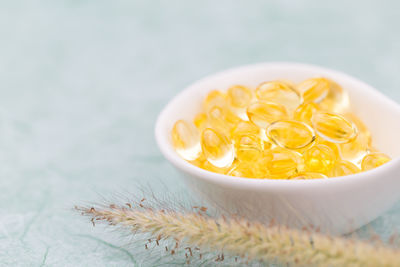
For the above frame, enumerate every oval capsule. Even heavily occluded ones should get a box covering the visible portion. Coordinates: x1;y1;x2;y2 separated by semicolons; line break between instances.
361;152;391;171
171;120;202;161
303;144;336;174
247;101;288;129
227;85;253;108
203;90;227;111
319;79;349;113
293;102;320;125
262;148;301;179
267;120;315;150
201;128;235;168
255;81;301;113
330;160;360;177
312;112;357;144
297;78;330;103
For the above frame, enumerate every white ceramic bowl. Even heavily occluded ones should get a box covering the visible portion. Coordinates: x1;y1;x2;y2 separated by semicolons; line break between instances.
155;62;400;235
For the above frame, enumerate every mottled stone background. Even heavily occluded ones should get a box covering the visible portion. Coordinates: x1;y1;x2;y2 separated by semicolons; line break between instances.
0;1;399;266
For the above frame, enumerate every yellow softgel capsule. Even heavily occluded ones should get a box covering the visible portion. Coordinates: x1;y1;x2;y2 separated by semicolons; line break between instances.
315;137;340;159
291;172;327;180
227;161;259;178
230;121;260;138
227;85;253;120
344;113;372;145
293;102;320;125
193;112;208;130
361;152;391;171
207;106;241;134
267;120;315;150
312;112;357;144
235;135;263;162
330;160;360;177
319;79;349;113
262;148;301;179
303;144;336;173
255;81;301;113
247;101;288;129
227;85;253;108
201;160;230;174
171;120;202;161
204;90;227;111
297;78;330;103
201;128;235;168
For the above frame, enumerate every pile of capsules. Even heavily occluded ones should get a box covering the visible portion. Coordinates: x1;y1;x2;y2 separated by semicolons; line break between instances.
171;78;391;179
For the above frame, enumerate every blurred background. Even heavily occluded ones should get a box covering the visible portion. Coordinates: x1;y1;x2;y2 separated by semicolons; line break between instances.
0;1;399;266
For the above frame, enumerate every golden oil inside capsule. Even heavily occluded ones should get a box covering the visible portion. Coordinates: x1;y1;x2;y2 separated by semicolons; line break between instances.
303;144;336;174
319;79;349;113
312;112;357;144
227;161;260;178
201;160;230;174
235;135;263;162
204;90;227;111
227;85;253;108
255;81;301;113
291;172;327;180
361;152;391;171
247;101;288;129
267;120;315;150
298;78;330;103
315;137;340;159
262;148;301;179
293;102;320;125
227;85;253;120
207;106;240;134
330;160;360;177
193;112;208;130
230;121;260;138
171;120;202;161
201;128;234;168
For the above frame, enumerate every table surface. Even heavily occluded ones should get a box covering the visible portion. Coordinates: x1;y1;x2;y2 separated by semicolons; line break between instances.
1;1;399;266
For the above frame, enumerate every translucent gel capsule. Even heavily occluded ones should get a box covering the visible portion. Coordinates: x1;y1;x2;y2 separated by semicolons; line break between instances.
227;85;253;108
315;136;340;159
171;120;202;161
227;161;259;178
330;160;360;177
208;106;240;134
193;112;208;130
267;120;315;150
297;78;330;103
262;148;301;179
227;85;253;120
344;113;372;146
319;79;349;113
235;135;262;162
303;144;336;173
361;152;391;171
338;132;369;164
230;121;260;138
255;81;301;113
293;102;320;125
204;90;227;111
201;160;230;174
201;128;235;168
312;112;357;144
247;102;288;129
291;172;327;180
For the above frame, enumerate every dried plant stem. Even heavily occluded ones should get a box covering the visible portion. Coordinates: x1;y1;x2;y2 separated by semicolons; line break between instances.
78;205;400;267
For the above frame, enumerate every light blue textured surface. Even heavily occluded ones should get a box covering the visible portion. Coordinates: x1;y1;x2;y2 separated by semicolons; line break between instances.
0;1;399;266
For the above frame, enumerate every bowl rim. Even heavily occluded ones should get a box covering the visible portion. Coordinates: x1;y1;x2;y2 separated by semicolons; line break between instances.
155;62;400;190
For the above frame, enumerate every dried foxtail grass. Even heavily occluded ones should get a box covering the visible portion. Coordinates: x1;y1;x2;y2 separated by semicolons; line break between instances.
77;203;400;267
